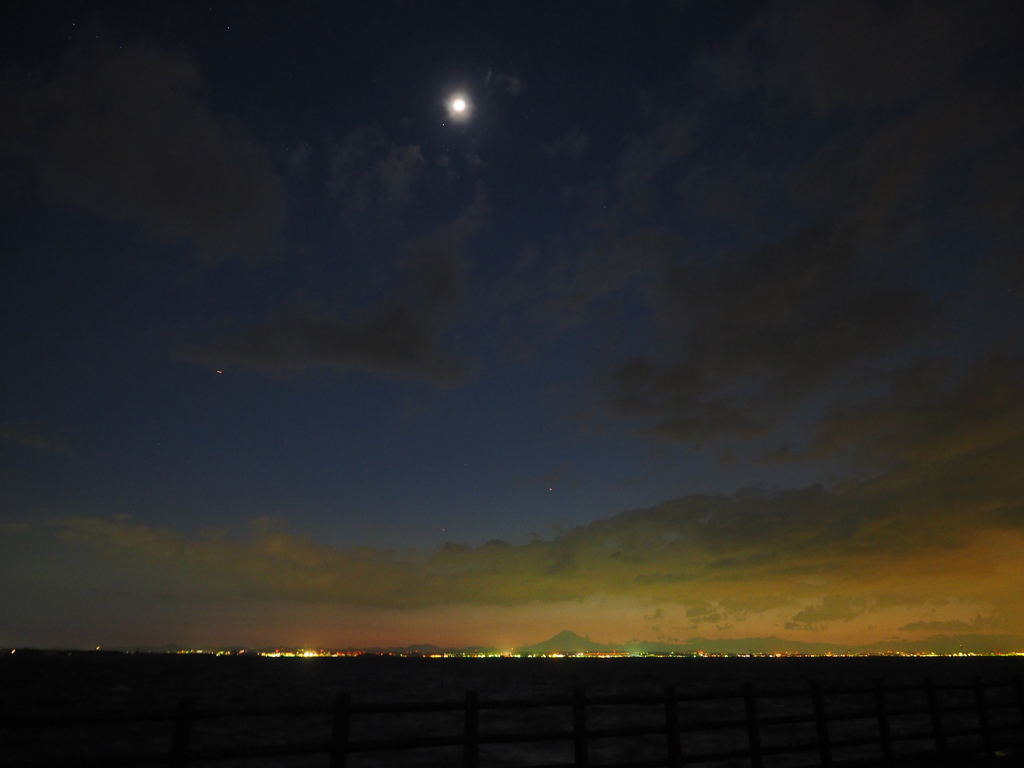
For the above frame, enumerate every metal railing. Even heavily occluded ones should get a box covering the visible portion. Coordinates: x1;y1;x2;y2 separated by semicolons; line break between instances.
3;674;1023;767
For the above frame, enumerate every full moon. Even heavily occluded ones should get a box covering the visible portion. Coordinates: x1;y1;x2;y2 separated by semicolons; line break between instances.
447;93;471;120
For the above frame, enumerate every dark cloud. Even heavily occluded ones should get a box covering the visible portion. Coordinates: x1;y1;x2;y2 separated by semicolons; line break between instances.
541;464;570;488
535;229;686;332
764;0;1024;313
515;110;700;353
542;128;589;160
0;422;68;454
328;125;426;238
185;190;487;383
636;90;657;121
785;596;867;630
898;619;1000;633
768;0;1024;307
675;159;767;227
812;356;1024;524
0;38;286;258
285;142;313;182
497;73;525;96
528;113;696;321
487;70;526;96
611;224;932;441
614;112;695;224
763;2;1021;114
185;304;463;383
399;187;488;323
788;86;1023;248
584;0;1022;447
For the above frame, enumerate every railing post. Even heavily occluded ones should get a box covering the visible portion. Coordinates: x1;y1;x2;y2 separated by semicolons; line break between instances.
873;679;893;768
973;677;994;759
1015;674;1024;729
664;684;682;768
167;696;195;768
924;677;946;754
464;690;479;768
811;680;832;768
573;687;589;767
330;692;351;768
743;682;762;768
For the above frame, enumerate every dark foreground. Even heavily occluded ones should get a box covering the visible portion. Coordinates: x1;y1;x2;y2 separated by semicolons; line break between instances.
2;653;1023;767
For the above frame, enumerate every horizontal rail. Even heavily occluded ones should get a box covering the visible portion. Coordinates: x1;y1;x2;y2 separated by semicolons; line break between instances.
0;756;168;768
189;741;329;761
4;736;1023;768
5;677;1020;728
476;729;575;745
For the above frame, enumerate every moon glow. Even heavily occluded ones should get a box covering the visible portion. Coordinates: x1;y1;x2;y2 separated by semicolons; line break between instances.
446;93;471;121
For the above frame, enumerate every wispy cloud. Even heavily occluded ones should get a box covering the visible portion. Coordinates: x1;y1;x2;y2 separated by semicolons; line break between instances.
0;422;71;455
183;190;488;383
328;125;426;239
0;36;286;259
542;129;589;160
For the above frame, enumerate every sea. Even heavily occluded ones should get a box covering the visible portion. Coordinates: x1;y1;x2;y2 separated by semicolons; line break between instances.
3;652;1023;766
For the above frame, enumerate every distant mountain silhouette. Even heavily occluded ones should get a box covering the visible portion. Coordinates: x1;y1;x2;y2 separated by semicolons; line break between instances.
517;630;621;654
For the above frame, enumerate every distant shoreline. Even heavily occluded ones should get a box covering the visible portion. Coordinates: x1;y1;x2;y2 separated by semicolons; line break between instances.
7;647;1024;659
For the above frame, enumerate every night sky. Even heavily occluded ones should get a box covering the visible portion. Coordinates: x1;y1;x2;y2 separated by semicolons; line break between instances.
2;1;1023;652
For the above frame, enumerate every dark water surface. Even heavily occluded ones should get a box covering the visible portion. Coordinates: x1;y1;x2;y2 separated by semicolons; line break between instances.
3;653;1023;766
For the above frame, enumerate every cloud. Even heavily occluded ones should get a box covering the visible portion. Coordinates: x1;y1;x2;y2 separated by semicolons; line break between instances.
9;379;1024;643
785;595;867;630
0;38;285;259
399;186;488;320
185;189;488;383
499;74;525;95
610;223;933;441
184;304;464;383
328;125;426;238
685;602;722;625
541;464;570;488
811;356;1024;524
25;455;1024;640
0;422;70;455
1;422;53;452
614;112;695;223
488;70;526;96
762;0;1024;294
768;1;1024;311
898;613;1002;633
674;154;775;231
564;0;1023;449
534;229;686;332
542;129;589;160
763;2;1021;114
516;110;698;337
